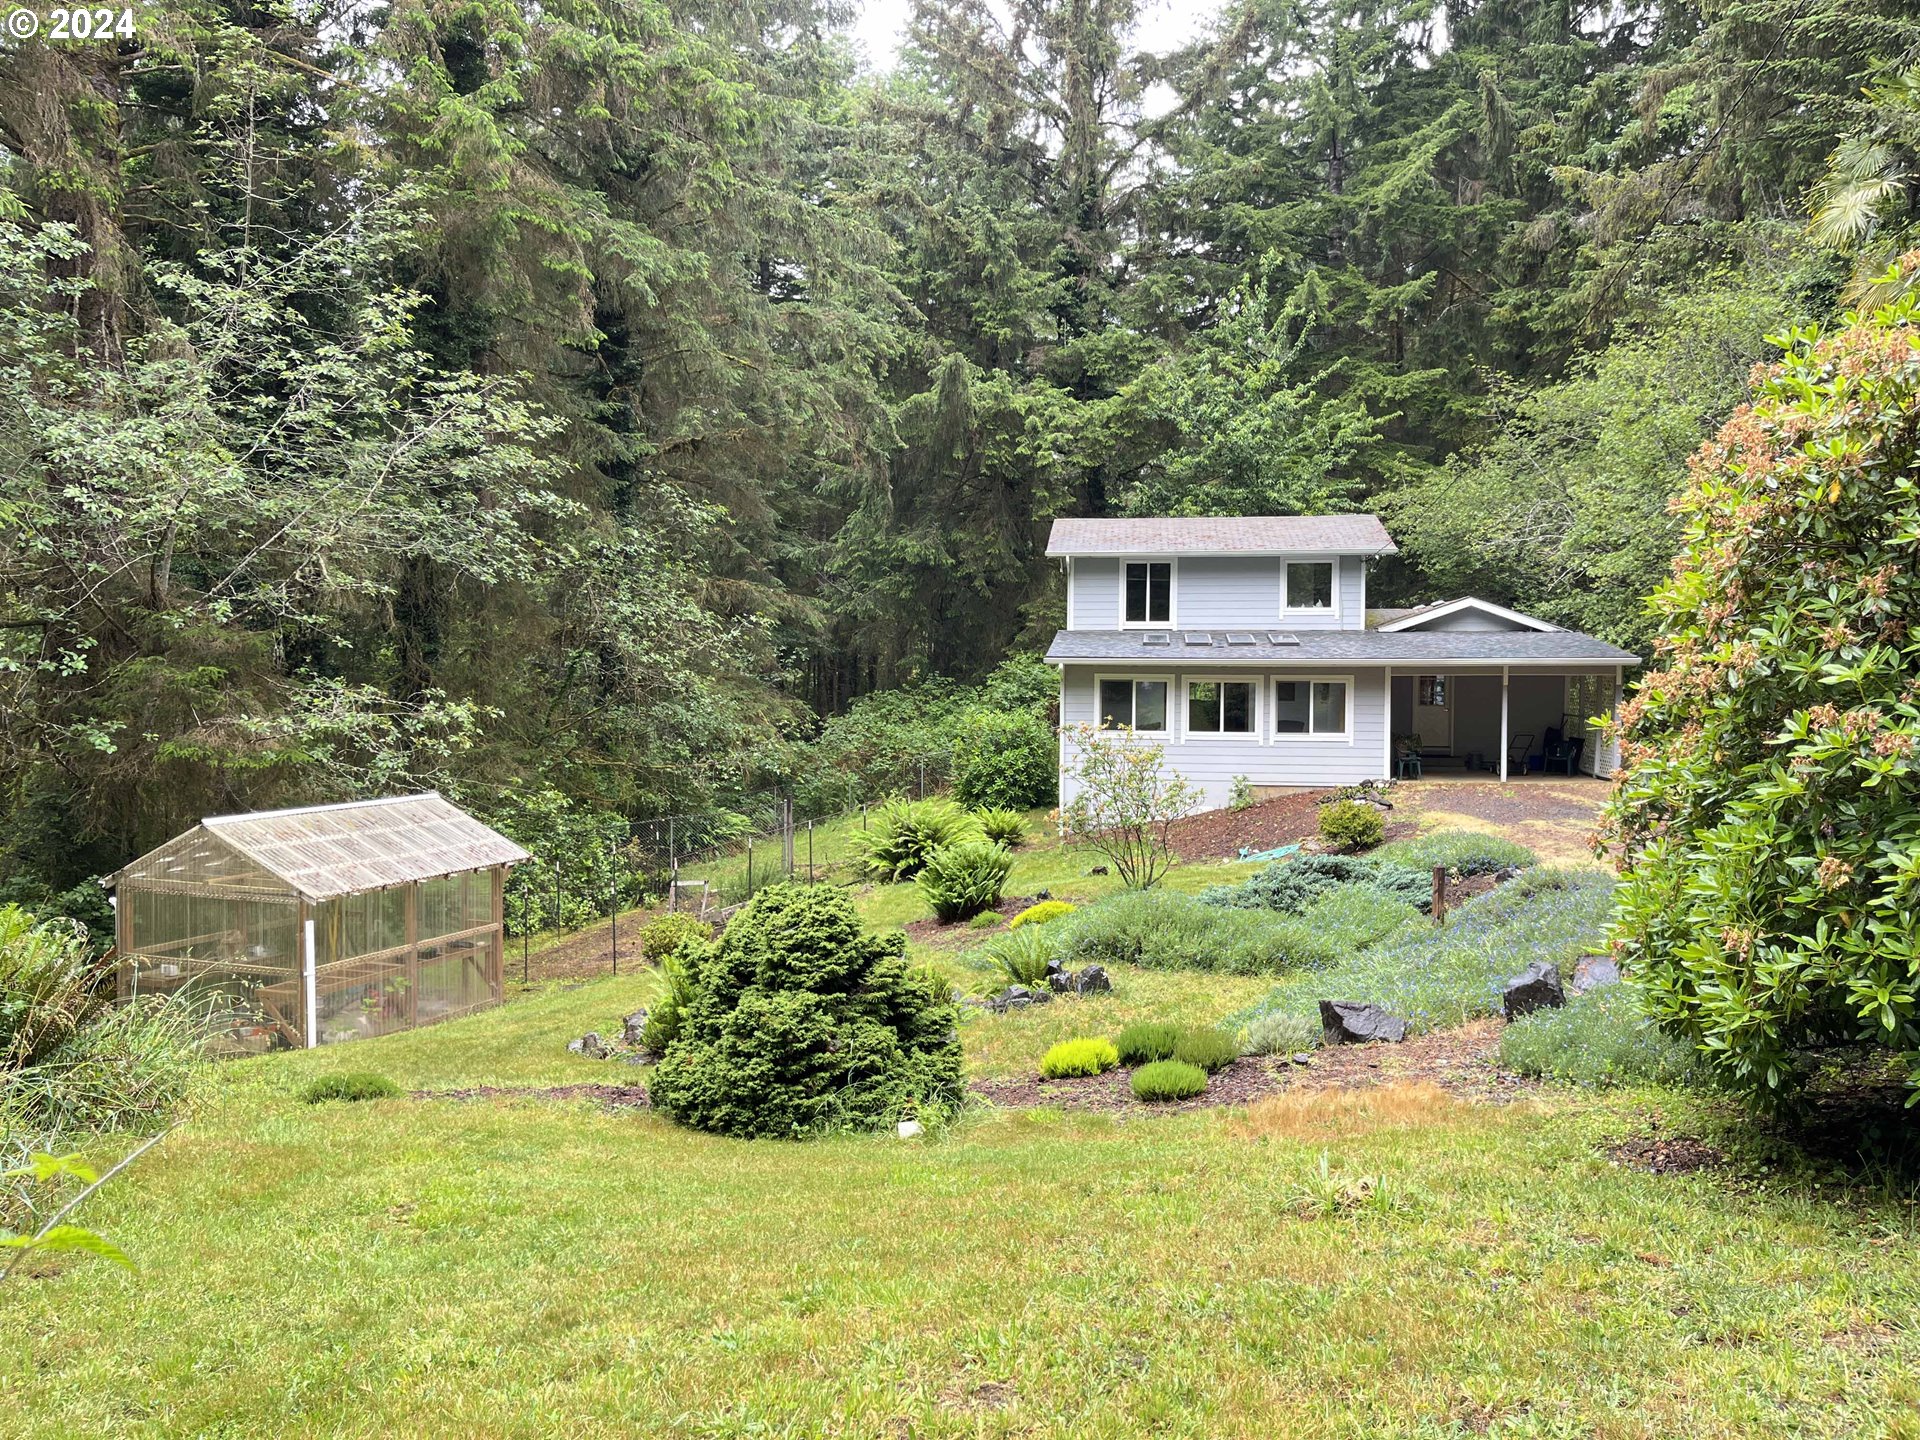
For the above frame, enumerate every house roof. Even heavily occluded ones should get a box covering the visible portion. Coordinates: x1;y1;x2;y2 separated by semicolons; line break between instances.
1047;514;1397;557
1044;629;1639;666
1372;597;1561;632
115;792;530;902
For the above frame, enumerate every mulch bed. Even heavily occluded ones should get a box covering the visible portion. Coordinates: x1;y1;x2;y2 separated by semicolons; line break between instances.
1168;789;1419;861
904;895;1050;944
972;1020;1539;1115
416;1082;651;1111
1606;1133;1724;1175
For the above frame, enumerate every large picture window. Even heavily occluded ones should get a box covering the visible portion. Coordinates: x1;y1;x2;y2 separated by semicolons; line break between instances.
1284;561;1334;611
1123;561;1172;625
1097;677;1169;732
1273;678;1350;738
1187;681;1255;734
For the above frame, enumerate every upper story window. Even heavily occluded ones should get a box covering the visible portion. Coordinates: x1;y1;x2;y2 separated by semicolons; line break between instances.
1123;561;1172;626
1284;561;1334;611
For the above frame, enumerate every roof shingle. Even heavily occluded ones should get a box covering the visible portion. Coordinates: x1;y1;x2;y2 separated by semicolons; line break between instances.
1047;514;1396;557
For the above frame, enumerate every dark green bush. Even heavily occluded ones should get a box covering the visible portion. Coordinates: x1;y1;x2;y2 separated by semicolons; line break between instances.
1039;1037;1119;1078
917;840;1014;922
1114;1020;1180;1065
973;808;1029;848
1131;1059;1208;1102
1318;799;1385;851
1057;891;1340;976
648;885;963;1138
952;710;1057;811
1199;854;1431;915
1375;829;1536;877
1172;1026;1240;1074
848;798;981;882
301;1072;401;1103
639;912;711;963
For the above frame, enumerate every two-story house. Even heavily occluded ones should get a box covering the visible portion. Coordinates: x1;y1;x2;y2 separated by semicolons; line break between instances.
1044;515;1640;810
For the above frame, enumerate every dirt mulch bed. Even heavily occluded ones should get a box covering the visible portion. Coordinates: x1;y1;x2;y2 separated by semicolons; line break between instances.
1168;789;1420;860
904;895;1051;945
1607;1133;1724;1175
513;921;652;985
416;1082;651;1111
972;1020;1538;1115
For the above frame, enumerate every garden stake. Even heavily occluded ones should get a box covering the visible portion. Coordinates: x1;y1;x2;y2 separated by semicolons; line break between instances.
1432;865;1447;924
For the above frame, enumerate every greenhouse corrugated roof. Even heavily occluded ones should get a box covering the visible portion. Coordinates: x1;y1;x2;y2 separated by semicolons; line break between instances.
172;792;529;901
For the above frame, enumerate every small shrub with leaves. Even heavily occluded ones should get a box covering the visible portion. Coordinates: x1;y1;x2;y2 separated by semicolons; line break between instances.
847;798;982;882
1131;1059;1207;1102
1240;1010;1319;1056
968;910;1006;930
1318;799;1385;851
1500;986;1709;1089
1200;853;1431;915
300;1072;401;1104
1375;829;1536;877
1229;775;1257;811
917;840;1015;922
980;925;1058;988
952;709;1057;811
1009;900;1076;929
972;808;1029;848
1172;1026;1240;1074
639;912;711;964
1113;1020;1180;1066
1039;1037;1120;1078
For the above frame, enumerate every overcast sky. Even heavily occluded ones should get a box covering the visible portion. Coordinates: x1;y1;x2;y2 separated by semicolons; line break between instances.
848;0;1225;72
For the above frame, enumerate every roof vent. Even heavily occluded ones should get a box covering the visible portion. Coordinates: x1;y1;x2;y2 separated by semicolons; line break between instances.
1184;631;1213;646
1266;631;1301;646
1141;632;1171;647
1226;632;1256;645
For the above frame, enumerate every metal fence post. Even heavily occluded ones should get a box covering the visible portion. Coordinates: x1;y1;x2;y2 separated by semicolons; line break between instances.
610;870;619;977
807;821;814;884
783;796;794;877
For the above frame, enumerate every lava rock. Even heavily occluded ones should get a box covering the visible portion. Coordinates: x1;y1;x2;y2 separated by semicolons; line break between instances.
987;985;1052;1012
1089;865;1110;876
621;1009;649;1046
1047;969;1075;994
567;1032;608;1059
1290;1052;1314;1066
1073;964;1112;996
1502;960;1565;1021
1319;1000;1409;1045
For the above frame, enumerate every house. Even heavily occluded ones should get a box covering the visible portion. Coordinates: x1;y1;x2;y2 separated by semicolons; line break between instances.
1043;515;1640;810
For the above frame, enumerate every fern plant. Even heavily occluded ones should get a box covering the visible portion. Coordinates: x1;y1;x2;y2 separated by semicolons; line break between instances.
916;840;1014;922
847;799;981;882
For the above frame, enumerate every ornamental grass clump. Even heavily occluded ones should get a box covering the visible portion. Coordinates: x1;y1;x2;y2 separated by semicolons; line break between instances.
1172;1026;1240;1074
1039;1037;1119;1078
916;839;1014;922
847;798;981;882
1113;1020;1180;1065
1131;1060;1207;1102
1603;276;1920;1105
648;884;962;1138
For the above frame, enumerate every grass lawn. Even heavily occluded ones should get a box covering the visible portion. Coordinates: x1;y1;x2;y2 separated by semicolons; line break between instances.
7;970;1920;1438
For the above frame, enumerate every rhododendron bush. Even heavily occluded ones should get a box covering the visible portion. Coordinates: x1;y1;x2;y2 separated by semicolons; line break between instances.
1603;271;1920;1104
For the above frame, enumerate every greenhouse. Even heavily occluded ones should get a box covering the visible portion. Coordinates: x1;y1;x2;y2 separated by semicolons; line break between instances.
110;793;529;1051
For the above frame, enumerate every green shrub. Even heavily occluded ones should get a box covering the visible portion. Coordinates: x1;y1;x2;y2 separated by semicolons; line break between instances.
648;885;963;1138
972;807;1030;848
1009;900;1075;929
1057;891;1339;976
1500;986;1709;1089
968;910;1006;930
301;1072;401;1103
1298;886;1421;951
1200;854;1431;915
0;906;107;1069
1375;829;1536;877
639;912;711;964
1600;281;1920;1104
847;798;982;882
917;840;1015;922
1131;1059;1208;1102
1229;775;1256;811
1233;869;1616;1039
1172;1026;1241;1074
1240;1010;1319;1056
641;939;707;1052
1113;1020;1180;1065
1039;1037;1120;1078
952;710;1057;811
980;925;1057;988
1318;799;1385;851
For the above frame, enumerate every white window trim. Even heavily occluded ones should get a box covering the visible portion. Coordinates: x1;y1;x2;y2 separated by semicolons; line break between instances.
1182;674;1260;739
1271;672;1356;744
1118;557;1178;629
1279;556;1339;619
1092;672;1173;735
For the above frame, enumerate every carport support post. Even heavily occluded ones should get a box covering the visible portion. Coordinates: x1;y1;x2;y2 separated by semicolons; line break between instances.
301;908;317;1050
1499;665;1510;782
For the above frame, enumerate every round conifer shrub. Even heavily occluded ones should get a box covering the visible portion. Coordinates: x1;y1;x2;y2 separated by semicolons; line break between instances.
1603;279;1920;1105
1130;1059;1207;1102
1318;799;1385;851
647;885;963;1138
916;840;1014;922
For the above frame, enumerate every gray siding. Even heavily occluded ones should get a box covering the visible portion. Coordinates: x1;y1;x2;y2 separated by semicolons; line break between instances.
1058;663;1388;811
1418;610;1520;632
1066;553;1368;632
